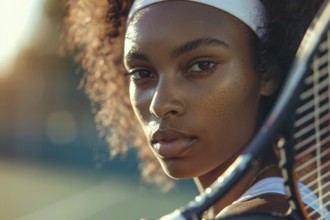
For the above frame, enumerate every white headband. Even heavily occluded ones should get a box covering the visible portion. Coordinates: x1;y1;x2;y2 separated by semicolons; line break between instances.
127;0;267;38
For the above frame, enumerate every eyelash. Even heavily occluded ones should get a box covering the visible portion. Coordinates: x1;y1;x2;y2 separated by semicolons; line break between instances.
125;59;217;81
125;69;155;81
186;60;217;74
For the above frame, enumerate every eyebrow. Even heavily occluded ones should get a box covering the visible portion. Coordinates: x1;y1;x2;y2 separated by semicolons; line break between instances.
170;38;230;58
124;38;229;64
125;50;149;64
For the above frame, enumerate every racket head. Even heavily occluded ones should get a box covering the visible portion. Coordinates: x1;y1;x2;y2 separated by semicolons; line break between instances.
275;1;330;219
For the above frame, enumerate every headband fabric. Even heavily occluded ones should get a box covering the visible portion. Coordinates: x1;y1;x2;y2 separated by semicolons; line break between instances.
127;0;267;38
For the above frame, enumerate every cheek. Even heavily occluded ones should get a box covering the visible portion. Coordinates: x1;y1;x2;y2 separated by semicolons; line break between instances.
129;83;143;121
199;75;261;139
197;80;243;119
202;92;233;138
129;83;151;126
199;88;227;122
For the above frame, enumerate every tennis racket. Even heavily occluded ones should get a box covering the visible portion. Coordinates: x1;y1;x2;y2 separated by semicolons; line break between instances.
159;1;330;219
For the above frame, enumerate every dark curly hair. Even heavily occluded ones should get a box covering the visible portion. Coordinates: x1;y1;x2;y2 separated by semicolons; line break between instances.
61;0;324;190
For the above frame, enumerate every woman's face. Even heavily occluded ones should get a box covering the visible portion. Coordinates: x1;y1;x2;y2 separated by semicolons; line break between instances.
124;1;271;179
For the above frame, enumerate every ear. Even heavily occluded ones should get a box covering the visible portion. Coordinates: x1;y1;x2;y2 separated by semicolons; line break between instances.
260;77;278;96
259;59;280;96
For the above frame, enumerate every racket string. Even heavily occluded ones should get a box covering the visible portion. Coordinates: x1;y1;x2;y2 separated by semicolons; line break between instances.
310;199;330;220
296;100;330;127
300;66;329;101
300;182;330;205
295;99;328;131
299;174;330;203
299;160;330;182
312;53;324;219
304;47;329;84
295;147;329;173
304;200;330;220
293;30;330;220
297;89;328;118
295;132;330;160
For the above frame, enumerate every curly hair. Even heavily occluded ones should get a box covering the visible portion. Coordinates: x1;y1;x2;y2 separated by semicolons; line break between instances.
61;0;323;190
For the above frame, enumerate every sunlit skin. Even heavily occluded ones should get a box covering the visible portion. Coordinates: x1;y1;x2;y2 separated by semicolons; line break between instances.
124;1;286;217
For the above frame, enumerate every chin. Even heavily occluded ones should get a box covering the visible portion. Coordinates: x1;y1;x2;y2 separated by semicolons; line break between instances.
160;161;200;179
164;170;194;179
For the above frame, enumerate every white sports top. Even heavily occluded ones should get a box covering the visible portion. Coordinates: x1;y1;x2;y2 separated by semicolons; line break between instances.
234;177;286;203
232;177;330;219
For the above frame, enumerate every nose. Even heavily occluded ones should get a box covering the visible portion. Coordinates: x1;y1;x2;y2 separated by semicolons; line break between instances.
149;78;185;119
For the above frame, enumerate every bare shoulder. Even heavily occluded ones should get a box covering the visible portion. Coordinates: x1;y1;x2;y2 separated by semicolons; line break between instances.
216;194;290;218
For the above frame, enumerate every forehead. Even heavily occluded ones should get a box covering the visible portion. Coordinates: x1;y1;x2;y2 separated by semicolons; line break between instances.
124;1;251;56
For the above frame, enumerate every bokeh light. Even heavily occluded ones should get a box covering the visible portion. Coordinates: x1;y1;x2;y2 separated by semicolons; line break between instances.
0;0;44;78
46;111;78;145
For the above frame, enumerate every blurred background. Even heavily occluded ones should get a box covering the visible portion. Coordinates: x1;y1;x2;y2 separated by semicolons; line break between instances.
0;1;196;219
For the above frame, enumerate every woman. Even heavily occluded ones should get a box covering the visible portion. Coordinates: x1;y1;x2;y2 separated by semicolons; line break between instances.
62;0;323;218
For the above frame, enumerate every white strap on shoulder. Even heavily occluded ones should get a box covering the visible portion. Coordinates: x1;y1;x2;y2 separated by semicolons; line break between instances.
233;177;330;219
233;177;286;204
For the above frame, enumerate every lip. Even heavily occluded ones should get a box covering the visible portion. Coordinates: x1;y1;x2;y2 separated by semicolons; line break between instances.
151;129;197;158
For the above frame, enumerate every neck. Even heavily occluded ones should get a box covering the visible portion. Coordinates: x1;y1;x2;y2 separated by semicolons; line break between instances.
194;153;272;218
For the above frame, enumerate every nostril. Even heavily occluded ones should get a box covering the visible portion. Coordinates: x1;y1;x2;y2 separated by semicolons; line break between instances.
148;84;185;118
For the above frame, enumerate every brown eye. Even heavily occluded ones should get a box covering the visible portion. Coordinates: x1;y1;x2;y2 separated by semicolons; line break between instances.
188;61;215;72
129;69;155;80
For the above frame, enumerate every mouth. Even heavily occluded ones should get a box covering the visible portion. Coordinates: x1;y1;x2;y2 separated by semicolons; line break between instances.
151;136;197;158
